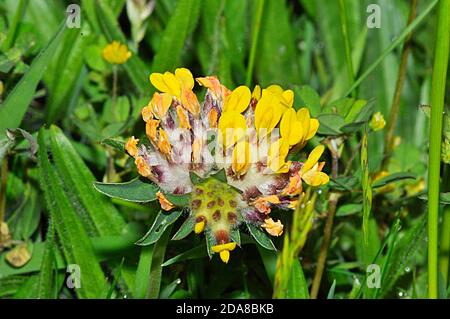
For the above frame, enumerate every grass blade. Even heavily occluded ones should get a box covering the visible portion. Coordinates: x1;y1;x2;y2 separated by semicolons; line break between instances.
0;22;66;139
38;128;106;298
427;0;450;299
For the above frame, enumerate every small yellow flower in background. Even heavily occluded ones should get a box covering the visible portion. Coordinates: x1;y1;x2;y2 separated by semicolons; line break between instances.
370;112;386;131
102;41;132;64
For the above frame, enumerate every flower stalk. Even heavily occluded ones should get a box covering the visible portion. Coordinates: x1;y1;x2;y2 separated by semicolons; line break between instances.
427;0;450;299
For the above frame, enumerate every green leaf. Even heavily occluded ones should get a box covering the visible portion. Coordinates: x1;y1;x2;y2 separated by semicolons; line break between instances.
147;226;172;298
36;219;55;298
245;222;276;251
134;245;153;299
336;203;363;217
162;245;207;267
317;114;345;135
136;210;183;246
101;138;125;152
255;0;299;87
48;125;125;236
172;216;195;240
38;128;106;298
151;0;201;72
94;178;159;203
165;193;191;207
0;22;66;139
45;27;89;122
297;85;321;116
372;172;416;189
286;259;309;299
327;280;337;299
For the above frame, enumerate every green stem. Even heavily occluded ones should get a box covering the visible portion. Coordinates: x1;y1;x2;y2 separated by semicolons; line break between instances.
344;0;438;96
428;0;450;299
0;158;8;223
440;165;450;287
245;0;265;87
382;0;417;170
338;0;355;97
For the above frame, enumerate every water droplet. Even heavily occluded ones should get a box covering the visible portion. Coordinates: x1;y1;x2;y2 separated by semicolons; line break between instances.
317;189;322;195
398;292;403;297
404;266;410;273
123;294;128;299
300;204;305;209
176;279;181;284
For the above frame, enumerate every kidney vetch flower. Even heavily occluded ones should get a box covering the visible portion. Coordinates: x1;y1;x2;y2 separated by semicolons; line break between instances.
125;68;329;263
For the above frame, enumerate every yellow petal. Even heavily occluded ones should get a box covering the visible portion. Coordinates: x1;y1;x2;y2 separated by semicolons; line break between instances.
146;119;160;141
135;156;152;178
150;92;172;118
176;104;191;129
219;250;230;263
254;95;283;135
301;144;325;173
280;108;303;146
180;88;200;115
125;136;139;157
281;89;294;107
156;191;175;211
302;167;330;186
265;84;283;94
297;108;311;138
218;111;247;148
232;141;251;176
157;128;172;155
149;72;181;97
306;118;319;140
223;86;251;113
252;85;261;101
213;242;237;252
175;68;194;90
267;138;290;173
261;218;284;237
194;221;205;234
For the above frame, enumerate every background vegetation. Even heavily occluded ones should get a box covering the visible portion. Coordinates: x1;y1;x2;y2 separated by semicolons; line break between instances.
0;0;449;299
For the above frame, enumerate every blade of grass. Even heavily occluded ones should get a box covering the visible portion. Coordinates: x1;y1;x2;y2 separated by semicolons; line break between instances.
38;128;107;298
245;0;264;87
440;165;450;286
428;0;450;299
361;129;372;250
0;22;66;139
146;226;172;298
344;0;439;96
338;0;354;96
151;0;201;73
48;125;125;236
2;0;27;50
382;0;418;170
36;218;55;298
134;246;153;299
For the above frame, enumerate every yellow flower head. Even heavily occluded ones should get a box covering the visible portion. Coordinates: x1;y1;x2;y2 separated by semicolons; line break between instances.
102;41;132;64
126;68;329;264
